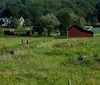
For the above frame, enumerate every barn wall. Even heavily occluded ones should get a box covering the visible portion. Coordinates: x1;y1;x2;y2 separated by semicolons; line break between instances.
68;27;93;37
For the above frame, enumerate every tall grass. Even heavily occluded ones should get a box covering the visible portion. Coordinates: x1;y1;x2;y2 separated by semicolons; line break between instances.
0;37;100;85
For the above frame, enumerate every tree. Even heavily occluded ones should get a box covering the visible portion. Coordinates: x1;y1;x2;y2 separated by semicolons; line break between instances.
9;6;19;18
78;17;87;26
0;20;4;26
91;17;99;25
57;9;72;35
1;6;19;18
27;2;44;24
19;9;32;19
12;18;20;28
96;2;100;12
25;19;32;26
0;0;100;27
33;24;43;36
40;14;60;36
1;8;12;17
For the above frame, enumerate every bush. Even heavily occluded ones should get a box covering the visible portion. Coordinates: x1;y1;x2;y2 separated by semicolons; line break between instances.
0;45;16;55
61;56;96;67
94;53;100;62
0;28;3;36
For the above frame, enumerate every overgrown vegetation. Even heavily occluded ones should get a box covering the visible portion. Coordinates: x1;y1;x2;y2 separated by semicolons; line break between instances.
0;37;100;85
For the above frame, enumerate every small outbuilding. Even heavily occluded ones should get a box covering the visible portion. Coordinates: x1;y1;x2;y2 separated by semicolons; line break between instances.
4;29;34;36
67;25;93;37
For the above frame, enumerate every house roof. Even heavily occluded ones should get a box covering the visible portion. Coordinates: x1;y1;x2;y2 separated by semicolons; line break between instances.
84;26;93;30
13;30;33;33
67;25;93;33
4;29;33;32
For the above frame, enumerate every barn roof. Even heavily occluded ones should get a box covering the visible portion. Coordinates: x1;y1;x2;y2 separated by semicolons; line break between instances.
67;25;93;33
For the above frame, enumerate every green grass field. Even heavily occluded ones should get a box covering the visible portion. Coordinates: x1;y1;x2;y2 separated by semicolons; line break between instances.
0;37;100;85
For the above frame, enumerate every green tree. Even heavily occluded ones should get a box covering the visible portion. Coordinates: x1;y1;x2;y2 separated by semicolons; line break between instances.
0;0;100;27
57;9;72;36
40;14;60;36
25;19;32;26
13;18;20;28
1;8;12;17
78;17;87;26
9;6;19;18
19;9;32;19
91;17;99;25
1;6;19;18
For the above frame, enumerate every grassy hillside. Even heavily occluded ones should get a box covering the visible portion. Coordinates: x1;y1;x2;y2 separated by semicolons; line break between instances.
0;37;100;85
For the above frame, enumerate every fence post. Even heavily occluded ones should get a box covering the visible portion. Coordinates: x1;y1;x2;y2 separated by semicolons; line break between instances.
27;40;28;44
22;39;24;44
68;79;71;85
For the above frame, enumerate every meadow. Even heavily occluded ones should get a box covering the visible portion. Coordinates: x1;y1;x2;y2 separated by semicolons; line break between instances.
0;37;100;85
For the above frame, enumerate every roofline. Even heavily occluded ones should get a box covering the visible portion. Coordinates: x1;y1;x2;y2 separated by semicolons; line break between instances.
67;24;93;33
4;30;33;32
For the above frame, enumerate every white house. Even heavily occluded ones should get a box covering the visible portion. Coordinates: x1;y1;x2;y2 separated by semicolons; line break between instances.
19;16;25;26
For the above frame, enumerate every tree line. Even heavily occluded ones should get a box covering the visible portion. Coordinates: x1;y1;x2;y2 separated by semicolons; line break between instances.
0;0;100;35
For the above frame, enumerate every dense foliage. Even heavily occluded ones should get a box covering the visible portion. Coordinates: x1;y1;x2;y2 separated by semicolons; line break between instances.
0;0;100;25
40;14;60;36
0;0;100;35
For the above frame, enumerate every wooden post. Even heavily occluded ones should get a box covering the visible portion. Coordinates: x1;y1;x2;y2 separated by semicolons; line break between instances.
22;39;24;44
68;79;71;85
27;40;28;44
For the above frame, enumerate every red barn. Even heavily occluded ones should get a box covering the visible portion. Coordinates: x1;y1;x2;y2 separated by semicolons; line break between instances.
67;25;93;37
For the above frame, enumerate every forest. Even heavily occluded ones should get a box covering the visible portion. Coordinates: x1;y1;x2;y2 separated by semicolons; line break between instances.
0;0;100;35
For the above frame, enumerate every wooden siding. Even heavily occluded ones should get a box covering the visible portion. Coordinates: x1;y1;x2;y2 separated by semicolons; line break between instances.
68;25;93;37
